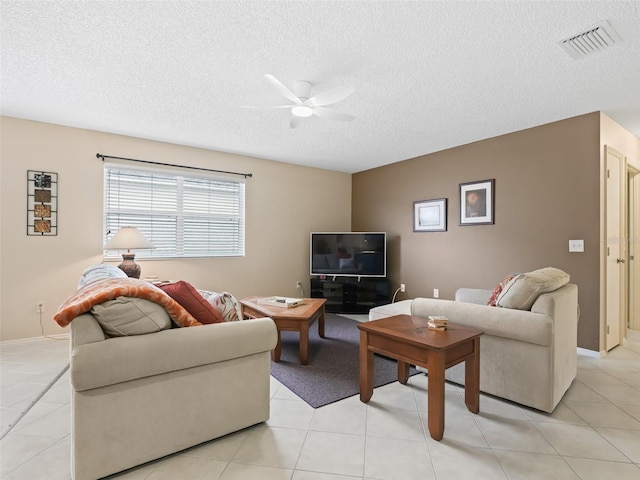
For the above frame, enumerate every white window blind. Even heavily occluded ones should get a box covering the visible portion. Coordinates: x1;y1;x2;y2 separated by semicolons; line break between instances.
104;165;245;259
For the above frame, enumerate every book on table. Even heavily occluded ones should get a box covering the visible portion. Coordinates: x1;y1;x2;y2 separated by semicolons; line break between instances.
258;296;304;308
427;315;448;330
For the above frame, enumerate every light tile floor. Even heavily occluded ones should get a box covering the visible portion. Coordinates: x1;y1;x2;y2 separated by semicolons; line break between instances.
1;330;640;480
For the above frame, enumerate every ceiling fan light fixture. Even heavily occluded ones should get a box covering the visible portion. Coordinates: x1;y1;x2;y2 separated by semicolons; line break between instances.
292;105;314;117
248;74;355;125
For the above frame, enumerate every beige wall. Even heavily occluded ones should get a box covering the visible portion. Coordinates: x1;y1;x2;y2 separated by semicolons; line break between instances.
0;117;351;341
353;113;603;350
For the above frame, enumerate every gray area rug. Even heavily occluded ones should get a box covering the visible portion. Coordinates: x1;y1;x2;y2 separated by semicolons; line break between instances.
270;313;418;408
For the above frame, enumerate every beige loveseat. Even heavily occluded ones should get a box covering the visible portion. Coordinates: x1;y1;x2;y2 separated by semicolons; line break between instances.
70;311;277;480
369;280;578;413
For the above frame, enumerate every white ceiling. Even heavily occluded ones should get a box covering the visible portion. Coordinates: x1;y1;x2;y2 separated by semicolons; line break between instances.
2;1;639;173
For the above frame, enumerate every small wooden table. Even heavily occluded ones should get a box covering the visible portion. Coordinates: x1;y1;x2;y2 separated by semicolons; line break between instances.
240;297;327;365
357;314;483;440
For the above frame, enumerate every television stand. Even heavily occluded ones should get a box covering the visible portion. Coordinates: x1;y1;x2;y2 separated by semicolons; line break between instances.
310;277;390;314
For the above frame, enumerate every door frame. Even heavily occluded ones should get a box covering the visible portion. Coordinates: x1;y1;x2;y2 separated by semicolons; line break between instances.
602;145;628;352
628;166;640;330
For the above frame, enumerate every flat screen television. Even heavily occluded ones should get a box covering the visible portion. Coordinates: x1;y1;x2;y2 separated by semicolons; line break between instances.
310;232;387;278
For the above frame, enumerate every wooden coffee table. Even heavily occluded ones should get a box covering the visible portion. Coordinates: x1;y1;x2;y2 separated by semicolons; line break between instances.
240;297;327;365
357;314;483;440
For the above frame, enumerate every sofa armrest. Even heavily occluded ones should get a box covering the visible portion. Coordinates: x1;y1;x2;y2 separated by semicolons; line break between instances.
530;284;578;319
368;300;412;320
71;313;107;347
531;283;578;406
71;317;277;391
455;288;492;305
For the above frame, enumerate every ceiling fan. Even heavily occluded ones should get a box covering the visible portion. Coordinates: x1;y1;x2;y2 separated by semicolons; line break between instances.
243;74;355;128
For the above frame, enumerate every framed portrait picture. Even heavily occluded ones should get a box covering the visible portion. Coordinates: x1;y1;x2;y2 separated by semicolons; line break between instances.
459;179;494;225
413;198;447;232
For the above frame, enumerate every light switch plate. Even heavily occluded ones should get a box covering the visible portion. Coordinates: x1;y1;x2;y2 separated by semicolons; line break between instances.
569;239;584;252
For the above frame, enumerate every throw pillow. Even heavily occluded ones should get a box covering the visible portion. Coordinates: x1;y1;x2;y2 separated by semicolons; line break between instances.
158;281;225;324
91;297;172;336
199;290;243;321
497;267;570;310
487;274;515;306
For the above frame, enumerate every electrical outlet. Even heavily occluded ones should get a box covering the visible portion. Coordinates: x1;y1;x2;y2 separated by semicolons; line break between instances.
400;283;406;293
433;289;439;298
36;301;45;313
296;281;303;290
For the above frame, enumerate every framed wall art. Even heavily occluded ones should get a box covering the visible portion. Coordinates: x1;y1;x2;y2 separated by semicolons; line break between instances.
413;198;447;232
27;170;58;236
459;179;494;225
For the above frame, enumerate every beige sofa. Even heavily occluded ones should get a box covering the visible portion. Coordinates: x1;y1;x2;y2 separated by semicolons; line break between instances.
70;312;277;480
368;283;578;412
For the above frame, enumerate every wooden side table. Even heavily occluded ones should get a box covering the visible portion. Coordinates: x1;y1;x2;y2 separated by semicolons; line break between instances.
357;314;483;440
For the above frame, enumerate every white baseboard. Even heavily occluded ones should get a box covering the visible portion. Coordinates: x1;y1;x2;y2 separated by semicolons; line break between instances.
577;347;604;358
1;333;69;346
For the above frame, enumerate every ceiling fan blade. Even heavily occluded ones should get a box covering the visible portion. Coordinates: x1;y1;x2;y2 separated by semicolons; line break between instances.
290;116;303;129
264;74;302;105
312;106;355;122
241;105;293;109
306;84;355;107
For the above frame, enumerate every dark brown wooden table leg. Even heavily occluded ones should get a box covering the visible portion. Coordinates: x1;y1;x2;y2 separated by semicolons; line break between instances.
464;337;480;413
398;360;410;384
318;308;325;338
427;350;445;441
299;321;309;365
359;330;374;402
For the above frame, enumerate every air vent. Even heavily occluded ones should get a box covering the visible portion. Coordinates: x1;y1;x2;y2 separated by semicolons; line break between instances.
558;20;621;59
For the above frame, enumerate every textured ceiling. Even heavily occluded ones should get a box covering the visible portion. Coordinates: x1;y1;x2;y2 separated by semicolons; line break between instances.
2;1;639;173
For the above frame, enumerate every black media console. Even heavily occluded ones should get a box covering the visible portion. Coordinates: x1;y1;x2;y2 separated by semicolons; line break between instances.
310;277;390;314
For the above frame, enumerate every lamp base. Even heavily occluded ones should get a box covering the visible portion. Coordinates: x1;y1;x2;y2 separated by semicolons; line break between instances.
118;253;141;279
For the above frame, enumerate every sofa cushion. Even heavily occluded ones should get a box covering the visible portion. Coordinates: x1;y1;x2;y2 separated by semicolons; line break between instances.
497;267;570;310
91;297;172;336
158;281;225;324
487;275;515;306
410;297;552;346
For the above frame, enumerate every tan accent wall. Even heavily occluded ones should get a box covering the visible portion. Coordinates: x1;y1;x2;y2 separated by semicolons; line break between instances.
0;117;351;341
353;113;602;350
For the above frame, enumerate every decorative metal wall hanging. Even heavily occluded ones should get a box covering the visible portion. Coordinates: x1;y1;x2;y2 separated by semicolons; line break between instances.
27;170;58;235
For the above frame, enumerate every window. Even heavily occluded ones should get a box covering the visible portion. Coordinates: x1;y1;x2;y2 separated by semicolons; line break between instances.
104;164;245;259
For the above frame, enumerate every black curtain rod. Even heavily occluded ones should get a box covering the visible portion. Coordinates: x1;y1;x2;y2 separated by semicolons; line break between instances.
96;153;252;178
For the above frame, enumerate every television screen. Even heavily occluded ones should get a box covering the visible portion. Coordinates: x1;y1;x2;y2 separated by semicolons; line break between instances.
310;232;386;278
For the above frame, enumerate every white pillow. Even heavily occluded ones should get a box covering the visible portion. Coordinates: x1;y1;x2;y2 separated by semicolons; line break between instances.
78;264;127;288
496;267;570;310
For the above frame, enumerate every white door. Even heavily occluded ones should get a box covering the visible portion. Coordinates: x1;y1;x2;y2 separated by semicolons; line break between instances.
605;147;625;350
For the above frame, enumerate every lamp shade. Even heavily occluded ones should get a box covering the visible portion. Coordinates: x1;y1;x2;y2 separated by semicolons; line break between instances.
104;227;153;279
104;227;153;251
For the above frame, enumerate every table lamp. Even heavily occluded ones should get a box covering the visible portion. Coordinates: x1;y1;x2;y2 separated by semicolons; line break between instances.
104;226;153;278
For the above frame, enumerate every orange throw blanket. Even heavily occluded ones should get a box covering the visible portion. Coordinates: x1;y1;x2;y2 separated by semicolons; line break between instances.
54;278;202;328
